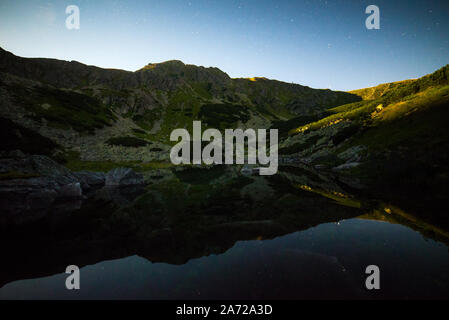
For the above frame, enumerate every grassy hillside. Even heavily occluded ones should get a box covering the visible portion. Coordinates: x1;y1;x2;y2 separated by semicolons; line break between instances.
289;65;449;134
279;65;449;224
349;80;415;100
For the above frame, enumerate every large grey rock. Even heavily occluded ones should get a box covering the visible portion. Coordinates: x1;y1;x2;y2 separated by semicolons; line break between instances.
0;177;88;225
58;182;83;199
0;155;93;225
0;154;78;185
74;170;105;188
0;177;59;224
28;155;78;185
105;167;144;186
0;176;59;197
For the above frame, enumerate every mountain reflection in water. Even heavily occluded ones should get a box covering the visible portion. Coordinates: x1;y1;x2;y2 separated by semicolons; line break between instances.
1;165;448;299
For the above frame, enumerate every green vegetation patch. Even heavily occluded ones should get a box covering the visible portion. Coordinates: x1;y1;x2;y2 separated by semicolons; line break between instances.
311;153;344;167
7;84;116;133
278;135;321;155
198;103;251;129
0;117;60;156
65;159;173;172
173;165;227;184
131;128;146;134
132;109;162;131
105;136;150;147
190;82;213;99
271;114;324;138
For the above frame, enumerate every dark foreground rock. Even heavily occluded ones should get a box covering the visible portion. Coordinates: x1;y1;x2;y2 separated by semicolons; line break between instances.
105;167;144;186
73;170;106;190
58;182;83;199
0;153;145;225
0;177;59;224
28;155;79;185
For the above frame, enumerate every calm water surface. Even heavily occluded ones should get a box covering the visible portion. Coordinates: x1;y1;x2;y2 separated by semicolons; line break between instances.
1;217;449;299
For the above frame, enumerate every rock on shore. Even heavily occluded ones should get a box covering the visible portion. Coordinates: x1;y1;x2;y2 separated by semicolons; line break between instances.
0;152;145;224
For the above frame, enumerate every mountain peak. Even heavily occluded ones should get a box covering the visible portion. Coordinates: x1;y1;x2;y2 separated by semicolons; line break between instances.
139;60;185;71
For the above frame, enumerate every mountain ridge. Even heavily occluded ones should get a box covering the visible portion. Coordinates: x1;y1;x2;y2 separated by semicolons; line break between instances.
0;47;359;163
0;47;353;93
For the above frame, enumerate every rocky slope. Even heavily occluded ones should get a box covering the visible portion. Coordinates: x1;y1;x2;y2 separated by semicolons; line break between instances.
0;47;359;162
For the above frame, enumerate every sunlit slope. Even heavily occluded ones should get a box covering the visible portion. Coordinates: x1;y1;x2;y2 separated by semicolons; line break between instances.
290;65;449;134
282;64;449;222
349;79;415;101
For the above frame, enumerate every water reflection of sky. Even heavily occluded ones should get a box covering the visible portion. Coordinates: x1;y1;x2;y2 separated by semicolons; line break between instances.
1;218;449;299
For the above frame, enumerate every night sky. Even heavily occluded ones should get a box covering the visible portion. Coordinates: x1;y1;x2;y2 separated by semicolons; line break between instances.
0;0;448;90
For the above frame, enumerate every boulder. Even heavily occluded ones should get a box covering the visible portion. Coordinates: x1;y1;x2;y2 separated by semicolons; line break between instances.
74;170;105;188
58;182;83;199
0;154;78;185
28;155;78;185
0;177;59;223
105;167;144;186
0;154;87;224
